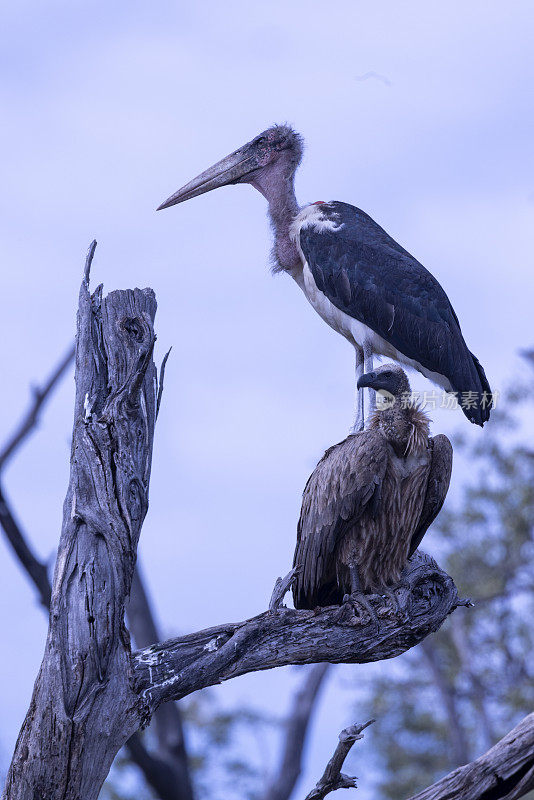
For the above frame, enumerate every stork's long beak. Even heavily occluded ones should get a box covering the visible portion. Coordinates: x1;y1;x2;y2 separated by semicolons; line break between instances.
157;142;259;210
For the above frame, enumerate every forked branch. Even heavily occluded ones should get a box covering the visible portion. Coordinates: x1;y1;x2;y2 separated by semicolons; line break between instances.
304;720;374;800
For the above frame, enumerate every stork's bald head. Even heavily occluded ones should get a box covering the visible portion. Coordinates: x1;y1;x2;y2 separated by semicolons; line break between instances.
157;124;303;210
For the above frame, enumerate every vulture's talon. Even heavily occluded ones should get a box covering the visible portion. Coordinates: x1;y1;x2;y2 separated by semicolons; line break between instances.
338;592;380;629
380;586;411;622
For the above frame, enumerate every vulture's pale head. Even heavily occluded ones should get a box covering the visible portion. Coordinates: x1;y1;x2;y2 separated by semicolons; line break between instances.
357;364;411;398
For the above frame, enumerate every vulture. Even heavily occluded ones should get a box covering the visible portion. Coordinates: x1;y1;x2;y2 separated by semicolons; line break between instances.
292;365;453;609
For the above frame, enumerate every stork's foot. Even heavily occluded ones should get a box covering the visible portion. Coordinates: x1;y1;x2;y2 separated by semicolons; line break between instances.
334;592;380;629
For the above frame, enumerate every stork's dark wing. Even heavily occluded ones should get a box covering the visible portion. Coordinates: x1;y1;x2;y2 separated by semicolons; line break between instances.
408;434;453;557
299;202;491;425
292;429;388;609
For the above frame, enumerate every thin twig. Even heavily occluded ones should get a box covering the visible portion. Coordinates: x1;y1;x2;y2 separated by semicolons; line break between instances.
83;239;97;288
0;345;75;472
304;720;374;800
269;567;300;611
156;348;172;420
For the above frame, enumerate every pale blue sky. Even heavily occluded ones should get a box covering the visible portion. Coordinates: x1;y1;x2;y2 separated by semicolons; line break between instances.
1;1;533;796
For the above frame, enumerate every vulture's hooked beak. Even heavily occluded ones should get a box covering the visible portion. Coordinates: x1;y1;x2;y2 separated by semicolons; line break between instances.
357;371;380;391
157;140;259;210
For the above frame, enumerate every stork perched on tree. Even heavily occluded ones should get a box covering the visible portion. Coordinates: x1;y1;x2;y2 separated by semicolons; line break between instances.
158;124;491;430
292;364;453;610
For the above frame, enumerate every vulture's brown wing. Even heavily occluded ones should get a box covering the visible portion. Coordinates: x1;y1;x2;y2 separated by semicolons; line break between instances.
292;430;388;609
408;434;453;557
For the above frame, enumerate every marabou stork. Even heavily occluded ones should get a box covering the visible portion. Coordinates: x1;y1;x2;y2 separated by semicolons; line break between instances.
292;364;453;610
158;124;491;430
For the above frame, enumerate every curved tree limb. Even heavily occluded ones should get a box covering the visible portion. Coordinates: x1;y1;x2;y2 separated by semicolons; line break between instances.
0;340;75;609
0;345;75;472
134;553;467;711
407;711;534;800
0;484;52;608
304;720;374;800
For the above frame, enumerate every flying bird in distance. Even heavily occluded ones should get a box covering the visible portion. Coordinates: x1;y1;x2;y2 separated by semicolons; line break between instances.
158;124;492;430
292;365;453;611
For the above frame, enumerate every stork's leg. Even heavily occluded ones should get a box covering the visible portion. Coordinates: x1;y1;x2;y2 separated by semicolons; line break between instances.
363;339;376;423
350;345;365;435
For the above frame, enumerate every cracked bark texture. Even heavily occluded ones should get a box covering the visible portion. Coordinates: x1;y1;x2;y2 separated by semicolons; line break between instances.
2;272;157;800
134;553;465;711
407;711;534;800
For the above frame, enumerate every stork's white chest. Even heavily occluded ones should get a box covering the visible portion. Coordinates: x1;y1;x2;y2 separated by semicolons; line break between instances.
289;203;381;349
296;258;390;358
288;204;453;391
300;262;354;339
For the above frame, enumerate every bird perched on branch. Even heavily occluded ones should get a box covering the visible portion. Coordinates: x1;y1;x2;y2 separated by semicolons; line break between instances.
158;124;491;430
292;365;452;610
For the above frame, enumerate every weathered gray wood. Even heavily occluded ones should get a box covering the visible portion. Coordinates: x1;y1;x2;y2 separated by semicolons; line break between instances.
2;258;158;800
269;567;300;611
304;720;374;800
134;552;466;710
407;712;534;800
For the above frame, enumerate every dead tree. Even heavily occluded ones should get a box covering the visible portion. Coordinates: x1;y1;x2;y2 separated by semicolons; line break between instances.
304;714;534;800
0;299;194;798
5;246;531;800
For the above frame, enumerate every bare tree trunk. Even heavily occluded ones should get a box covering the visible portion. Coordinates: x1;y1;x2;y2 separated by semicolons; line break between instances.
3;265;158;800
0;340;194;800
127;567;195;800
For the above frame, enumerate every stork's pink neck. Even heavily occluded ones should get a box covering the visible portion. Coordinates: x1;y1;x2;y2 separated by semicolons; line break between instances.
248;158;302;273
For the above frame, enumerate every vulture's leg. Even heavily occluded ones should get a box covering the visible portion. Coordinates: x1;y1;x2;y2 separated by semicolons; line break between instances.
350;345;365;434
349;565;362;594
335;565;380;628
363;339;376;423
